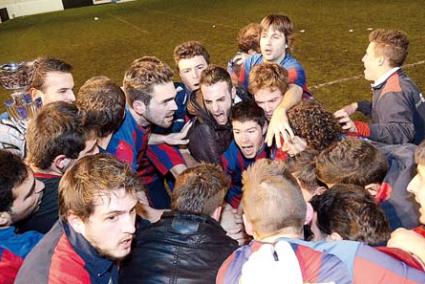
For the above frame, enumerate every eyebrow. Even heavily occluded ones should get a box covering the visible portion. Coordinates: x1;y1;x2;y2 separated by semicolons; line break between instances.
24;178;37;200
104;204;137;216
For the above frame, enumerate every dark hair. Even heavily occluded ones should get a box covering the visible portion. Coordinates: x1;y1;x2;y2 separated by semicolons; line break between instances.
172;163;230;216
200;65;233;93
369;29;409;67
77;76;126;138
26;101;86;170
30;57;72;92
310;184;391;246
173;41;210;68
0;150;28;212
231;100;266;128
315;138;388;187
287;101;342;152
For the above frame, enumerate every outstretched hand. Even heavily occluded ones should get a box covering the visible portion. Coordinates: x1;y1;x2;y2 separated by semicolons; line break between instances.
334;109;357;132
265;108;294;148
163;120;193;145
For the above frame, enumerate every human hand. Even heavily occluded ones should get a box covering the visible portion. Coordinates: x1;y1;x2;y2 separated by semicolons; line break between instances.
339;102;358;116
0;118;27;157
334;109;357;132
265;108;294;148
163;121;193;145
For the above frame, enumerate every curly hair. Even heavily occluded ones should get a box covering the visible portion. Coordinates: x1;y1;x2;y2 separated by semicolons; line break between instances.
287;101;342;151
237;23;261;53
248;62;288;95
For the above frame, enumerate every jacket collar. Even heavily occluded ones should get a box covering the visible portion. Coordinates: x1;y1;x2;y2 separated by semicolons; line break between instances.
372;67;400;89
62;220;116;278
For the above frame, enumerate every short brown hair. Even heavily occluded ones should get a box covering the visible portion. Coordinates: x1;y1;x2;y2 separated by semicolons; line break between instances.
77;76;126;138
415;140;425;165
315;138;388;187
26;101;85;170
171;163;230;216
123;56;173;106
248;62;288;95
311;184;390;246
285;148;320;194
369;29;409;67
287;101;342;151
242;159;306;237
59;153;140;221
173;41;210;68
238;23;261;53
260;14;294;51
199;65;233;93
30;57;72;92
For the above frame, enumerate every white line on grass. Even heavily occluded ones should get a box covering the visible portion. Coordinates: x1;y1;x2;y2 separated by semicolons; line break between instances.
311;60;425;89
107;13;149;34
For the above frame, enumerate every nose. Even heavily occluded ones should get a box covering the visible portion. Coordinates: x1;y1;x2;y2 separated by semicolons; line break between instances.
361;54;366;63
212;102;219;113
123;213;136;234
240;133;249;143
68;90;76;102
407;174;418;194
170;99;178;112
263;103;273;113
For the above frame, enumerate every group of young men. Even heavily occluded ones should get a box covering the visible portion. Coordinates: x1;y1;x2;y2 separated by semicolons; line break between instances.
1;13;425;284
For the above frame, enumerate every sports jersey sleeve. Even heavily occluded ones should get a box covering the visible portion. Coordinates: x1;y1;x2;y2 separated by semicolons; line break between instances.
146;144;185;175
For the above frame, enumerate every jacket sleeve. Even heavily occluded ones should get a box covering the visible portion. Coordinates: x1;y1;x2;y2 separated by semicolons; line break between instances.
357;100;372;116
368;92;416;144
188;122;221;164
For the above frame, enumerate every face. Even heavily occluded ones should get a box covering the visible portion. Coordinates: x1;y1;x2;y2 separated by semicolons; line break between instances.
233;120;265;159
260;26;287;63
362;42;383;82
10;170;45;223
144;82;178;128
201;81;233;125
78;188;138;260
178;55;208;92
39;72;75;105
407;164;425;224
253;88;283;121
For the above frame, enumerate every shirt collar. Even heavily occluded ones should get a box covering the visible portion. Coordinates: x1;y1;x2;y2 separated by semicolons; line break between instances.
62;220;116;278
371;67;400;88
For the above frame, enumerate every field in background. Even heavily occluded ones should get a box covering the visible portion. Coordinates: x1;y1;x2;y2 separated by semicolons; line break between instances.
0;0;424;113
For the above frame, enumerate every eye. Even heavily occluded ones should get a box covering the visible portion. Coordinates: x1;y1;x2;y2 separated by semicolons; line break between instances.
181;69;190;74
106;215;118;221
233;130;240;134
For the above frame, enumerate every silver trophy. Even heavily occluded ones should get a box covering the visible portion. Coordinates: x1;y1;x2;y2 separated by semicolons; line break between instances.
0;61;42;122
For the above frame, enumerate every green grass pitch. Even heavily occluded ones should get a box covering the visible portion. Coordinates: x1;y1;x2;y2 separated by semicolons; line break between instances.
0;0;424;113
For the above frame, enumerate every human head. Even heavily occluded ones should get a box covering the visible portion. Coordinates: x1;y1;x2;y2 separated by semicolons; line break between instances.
362;29;409;82
285;149;325;202
248;63;288;121
29;57;75;105
60;153;139;260
315;138;388;193
174;41;210;92
231;101;267;159
242;159;306;239
286;101;342;152
407;140;425;224
77;76;126;139
259;14;294;63
0;150;44;226
238;23;261;54
26;101;90;173
310;184;390;246
171;163;230;219
123;56;177;128
200;65;235;125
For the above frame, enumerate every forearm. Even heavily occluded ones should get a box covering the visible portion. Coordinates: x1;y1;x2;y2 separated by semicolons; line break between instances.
275;84;303;112
148;133;165;145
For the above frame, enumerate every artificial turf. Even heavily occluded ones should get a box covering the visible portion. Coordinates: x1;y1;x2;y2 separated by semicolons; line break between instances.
0;0;424;113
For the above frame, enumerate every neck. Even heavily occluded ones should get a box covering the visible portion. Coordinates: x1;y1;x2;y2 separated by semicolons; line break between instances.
256;227;303;243
128;107;150;128
30;164;62;176
97;134;113;150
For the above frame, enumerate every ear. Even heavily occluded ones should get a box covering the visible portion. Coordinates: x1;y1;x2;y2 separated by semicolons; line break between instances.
327;232;343;241
53;155;71;173
0;212;12;227
211;206;223;221
242;214;254;237
231;86;236;101
365;183;380;197
377;55;385;66
67;212;85;235
132;99;146;115
314;186;327;196
29;87;42;101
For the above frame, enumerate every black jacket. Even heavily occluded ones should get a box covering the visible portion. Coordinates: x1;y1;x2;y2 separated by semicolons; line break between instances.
119;211;238;284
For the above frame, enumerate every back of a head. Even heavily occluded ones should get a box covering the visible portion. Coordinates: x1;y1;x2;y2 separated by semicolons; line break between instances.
231;100;266;128
199;65;233;92
316;138;388;187
369;29;409;67
287;101;342;152
310;184;390;246
30;57;72;91
242;159;306;237
171;163;230;216
59;153;140;221
0;150;28;213
26;101;85;170
123;56;173;107
77;76;126;138
173;41;210;67
260;14;294;51
248;62;288;95
237;23;261;53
